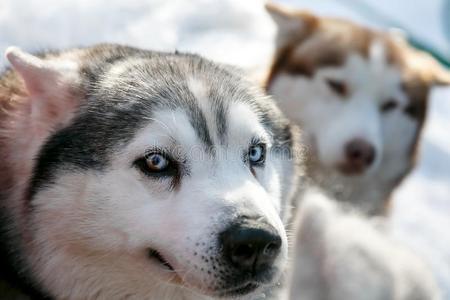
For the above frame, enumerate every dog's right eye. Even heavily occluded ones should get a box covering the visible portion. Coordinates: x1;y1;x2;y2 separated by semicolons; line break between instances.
380;98;398;113
145;153;169;172
326;78;348;96
134;152;177;177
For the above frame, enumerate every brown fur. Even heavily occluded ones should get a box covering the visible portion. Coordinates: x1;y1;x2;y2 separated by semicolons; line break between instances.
265;9;406;87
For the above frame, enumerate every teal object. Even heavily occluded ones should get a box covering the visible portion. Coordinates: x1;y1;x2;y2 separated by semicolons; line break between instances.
340;0;450;68
443;0;450;43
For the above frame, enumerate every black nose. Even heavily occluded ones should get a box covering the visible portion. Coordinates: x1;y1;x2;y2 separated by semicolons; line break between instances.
220;217;282;274
343;138;376;173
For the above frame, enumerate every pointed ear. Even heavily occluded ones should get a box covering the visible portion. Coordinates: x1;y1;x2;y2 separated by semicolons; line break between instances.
5;47;79;97
432;64;450;86
413;50;450;86
265;3;317;47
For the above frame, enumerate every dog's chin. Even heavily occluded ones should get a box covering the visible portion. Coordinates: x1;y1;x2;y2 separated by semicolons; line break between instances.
336;163;368;176
335;160;379;177
315;158;367;177
215;282;262;298
146;248;278;298
211;267;281;298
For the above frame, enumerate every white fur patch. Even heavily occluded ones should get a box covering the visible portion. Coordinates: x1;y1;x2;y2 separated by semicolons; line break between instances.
290;190;440;300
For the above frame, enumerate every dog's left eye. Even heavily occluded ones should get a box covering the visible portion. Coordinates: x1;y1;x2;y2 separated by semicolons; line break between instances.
248;144;266;166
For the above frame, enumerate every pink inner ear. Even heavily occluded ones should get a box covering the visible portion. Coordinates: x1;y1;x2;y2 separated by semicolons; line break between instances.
20;71;58;96
5;81;80;157
5;48;81;131
7;51;58;96
3;48;81;178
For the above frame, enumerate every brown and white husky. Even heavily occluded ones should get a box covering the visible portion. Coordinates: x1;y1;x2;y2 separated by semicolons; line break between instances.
265;3;450;215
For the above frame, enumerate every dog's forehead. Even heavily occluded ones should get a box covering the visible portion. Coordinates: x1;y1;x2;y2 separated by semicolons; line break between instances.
288;31;430;118
327;42;406;99
270;21;430;104
271;16;405;78
94;58;271;147
126;103;269;159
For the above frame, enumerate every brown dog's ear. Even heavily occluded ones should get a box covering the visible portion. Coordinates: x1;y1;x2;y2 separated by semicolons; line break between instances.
5;47;79;97
432;64;450;86
265;3;317;47
400;44;450;86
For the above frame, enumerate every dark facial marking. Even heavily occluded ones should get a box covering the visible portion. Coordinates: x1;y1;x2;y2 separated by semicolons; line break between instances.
401;81;428;121
185;98;214;151
380;98;398;113
326;78;348;97
212;94;228;144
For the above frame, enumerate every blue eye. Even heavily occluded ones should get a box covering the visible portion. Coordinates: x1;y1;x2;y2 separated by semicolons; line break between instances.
248;144;266;165
145;153;169;172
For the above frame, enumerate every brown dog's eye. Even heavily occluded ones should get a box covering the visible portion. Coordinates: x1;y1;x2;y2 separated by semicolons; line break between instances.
326;79;348;96
380;99;398;113
405;104;419;118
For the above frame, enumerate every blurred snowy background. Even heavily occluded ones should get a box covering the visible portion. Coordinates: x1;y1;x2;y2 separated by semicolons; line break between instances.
0;0;449;297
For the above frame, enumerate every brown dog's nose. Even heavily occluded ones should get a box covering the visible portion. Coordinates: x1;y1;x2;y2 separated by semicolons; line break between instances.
341;138;375;174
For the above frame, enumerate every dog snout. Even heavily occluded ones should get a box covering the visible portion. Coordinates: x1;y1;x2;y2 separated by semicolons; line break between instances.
220;217;282;275
341;138;376;174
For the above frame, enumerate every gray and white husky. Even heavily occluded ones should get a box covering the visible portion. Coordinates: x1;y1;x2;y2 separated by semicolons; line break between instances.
0;44;301;299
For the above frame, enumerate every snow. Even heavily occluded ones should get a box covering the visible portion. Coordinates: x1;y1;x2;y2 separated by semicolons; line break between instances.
0;0;449;298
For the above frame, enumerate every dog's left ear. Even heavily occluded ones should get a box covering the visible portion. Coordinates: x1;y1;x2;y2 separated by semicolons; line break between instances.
419;51;450;86
402;46;450;86
432;64;450;86
265;3;317;47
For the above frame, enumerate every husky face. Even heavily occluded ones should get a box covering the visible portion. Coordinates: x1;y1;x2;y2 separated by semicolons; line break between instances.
268;43;412;176
3;45;297;299
265;4;450;213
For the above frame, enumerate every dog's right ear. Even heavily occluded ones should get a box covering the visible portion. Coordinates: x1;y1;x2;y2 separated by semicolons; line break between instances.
5;47;79;98
265;3;317;47
5;47;82;131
